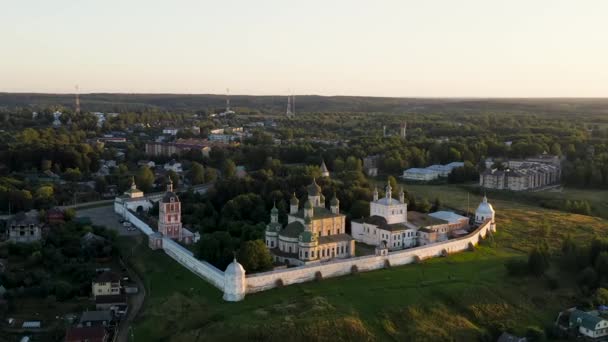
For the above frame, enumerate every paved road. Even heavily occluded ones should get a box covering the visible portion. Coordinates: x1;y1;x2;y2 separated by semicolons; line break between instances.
76;205;141;237
59;199;115;210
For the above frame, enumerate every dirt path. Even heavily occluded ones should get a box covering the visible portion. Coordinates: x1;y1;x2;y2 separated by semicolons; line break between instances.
116;236;146;342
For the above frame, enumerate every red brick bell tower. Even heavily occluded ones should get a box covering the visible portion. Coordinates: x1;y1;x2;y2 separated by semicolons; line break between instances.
158;178;182;240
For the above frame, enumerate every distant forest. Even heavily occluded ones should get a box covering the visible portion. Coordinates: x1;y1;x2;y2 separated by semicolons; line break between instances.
1;93;608;118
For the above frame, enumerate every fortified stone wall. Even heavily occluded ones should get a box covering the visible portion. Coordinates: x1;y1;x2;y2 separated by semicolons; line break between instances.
161;238;225;290
120;202;494;301
122;210;225;290
245;220;493;294
125;210;155;236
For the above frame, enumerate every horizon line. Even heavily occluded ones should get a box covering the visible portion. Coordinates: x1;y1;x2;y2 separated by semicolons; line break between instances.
1;91;607;100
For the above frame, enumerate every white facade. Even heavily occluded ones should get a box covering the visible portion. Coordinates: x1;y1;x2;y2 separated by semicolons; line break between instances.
402;168;440;181
164;161;183;173
162;128;179;135
352;182;416;251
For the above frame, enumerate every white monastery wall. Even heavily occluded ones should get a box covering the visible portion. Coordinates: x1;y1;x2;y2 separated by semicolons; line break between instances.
161;237;225;290
119;200;494;300
120;209;225;290
124;211;155;236
245;220;493;294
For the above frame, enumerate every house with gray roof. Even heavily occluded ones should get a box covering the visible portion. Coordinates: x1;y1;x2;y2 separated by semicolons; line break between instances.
7;210;42;243
569;309;608;339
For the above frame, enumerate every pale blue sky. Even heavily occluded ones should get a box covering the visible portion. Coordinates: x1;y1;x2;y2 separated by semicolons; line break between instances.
1;0;607;96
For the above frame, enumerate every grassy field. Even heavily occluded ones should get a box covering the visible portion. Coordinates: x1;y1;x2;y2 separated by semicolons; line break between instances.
122;184;608;341
401;182;608;219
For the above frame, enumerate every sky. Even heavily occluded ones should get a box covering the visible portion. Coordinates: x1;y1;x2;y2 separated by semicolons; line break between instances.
1;0;607;97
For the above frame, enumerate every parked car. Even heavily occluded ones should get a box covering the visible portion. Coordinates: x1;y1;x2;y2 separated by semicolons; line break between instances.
123;222;132;227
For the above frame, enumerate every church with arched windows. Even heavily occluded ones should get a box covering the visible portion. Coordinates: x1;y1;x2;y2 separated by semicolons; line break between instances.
352;180;493;251
265;179;355;265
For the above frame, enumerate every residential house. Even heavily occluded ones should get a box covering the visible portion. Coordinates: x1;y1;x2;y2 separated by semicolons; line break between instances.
46;208;65;224
92;272;121;298
137;160;156;168
65;326;109;342
95;293;127;313
569;309;608;339
162;128;179;135
164;160;183;173
79;310;113;327
7;210;42;243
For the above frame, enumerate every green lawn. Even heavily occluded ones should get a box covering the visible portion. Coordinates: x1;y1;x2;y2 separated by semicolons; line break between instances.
401;182;608;219
122;184;608;341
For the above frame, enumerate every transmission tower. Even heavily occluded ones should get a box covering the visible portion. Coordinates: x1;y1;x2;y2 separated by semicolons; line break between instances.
75;85;81;114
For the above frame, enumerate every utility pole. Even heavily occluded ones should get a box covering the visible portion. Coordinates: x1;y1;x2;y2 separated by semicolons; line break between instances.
75;85;81;114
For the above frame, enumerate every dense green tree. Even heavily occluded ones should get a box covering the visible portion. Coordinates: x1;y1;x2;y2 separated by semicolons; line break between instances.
223;159;237;178
237;239;273;273
190;161;206;185
528;247;550;276
136;166;155;193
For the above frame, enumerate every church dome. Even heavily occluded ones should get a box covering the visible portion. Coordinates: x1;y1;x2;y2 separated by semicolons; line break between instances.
304;199;314;209
290;193;299;205
476;196;495;215
330;195;339;206
225;258;246;276
299;230;316;243
271;204;278;214
307;178;322;196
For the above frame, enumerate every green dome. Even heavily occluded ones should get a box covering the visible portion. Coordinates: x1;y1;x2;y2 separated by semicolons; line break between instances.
267;222;282;232
307;178;322;196
304;200;313;209
271;205;278;214
290;193;299;205
299;231;316;243
330;195;339;206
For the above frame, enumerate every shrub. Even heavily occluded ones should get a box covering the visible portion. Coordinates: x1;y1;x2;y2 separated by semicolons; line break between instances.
314;271;323;281
468;242;476;252
275;278;284;288
413;255;422;264
351;265;358;274
594;288;608;306
578;267;599;290
525;325;546;341
528;247;550;276
384;259;391;268
441;249;449;257
505;259;528;277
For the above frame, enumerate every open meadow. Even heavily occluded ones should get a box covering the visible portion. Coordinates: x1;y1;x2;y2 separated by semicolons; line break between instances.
121;184;608;341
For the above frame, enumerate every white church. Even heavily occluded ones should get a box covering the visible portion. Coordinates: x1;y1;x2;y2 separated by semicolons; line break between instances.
352;181;495;251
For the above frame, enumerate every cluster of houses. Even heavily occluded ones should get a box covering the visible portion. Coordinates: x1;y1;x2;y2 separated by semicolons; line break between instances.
64;270;136;342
